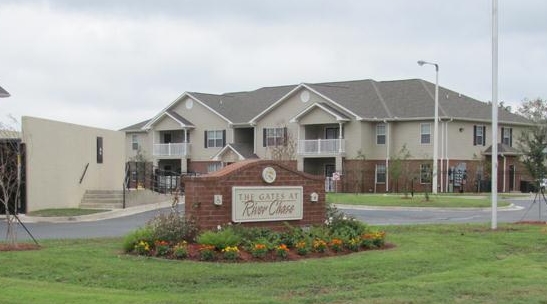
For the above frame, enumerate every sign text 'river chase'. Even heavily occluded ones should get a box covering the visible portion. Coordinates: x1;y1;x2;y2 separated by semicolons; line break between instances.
232;186;303;222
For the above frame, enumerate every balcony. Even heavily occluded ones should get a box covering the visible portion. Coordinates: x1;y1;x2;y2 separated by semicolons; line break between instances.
153;143;190;157
297;139;345;156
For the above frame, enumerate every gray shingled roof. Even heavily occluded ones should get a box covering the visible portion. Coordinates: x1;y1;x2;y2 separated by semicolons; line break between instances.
228;143;259;159
119;119;150;132
483;143;521;155
166;110;195;127
123;78;531;130
189;85;296;123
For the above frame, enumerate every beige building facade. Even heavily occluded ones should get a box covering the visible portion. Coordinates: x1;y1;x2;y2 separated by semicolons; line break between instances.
23;116;125;211
122;78;532;193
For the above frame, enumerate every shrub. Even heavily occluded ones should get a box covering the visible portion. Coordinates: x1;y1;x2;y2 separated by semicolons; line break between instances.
134;240;151;255
222;246;240;260
346;238;360;252
154;240;170;257
199;245;216;261
173;241;188;259
276;244;289;259
295;240;309;256
250;243;268;258
326;204;368;239
123;226;154;253
197;227;241;250
147;212;198;243
232;226;280;249
312;239;328;253
329;238;344;252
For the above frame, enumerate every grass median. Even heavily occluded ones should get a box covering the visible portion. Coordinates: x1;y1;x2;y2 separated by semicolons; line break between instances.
1;223;546;303
327;193;517;208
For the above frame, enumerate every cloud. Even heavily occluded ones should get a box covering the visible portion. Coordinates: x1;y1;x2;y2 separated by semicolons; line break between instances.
0;1;545;129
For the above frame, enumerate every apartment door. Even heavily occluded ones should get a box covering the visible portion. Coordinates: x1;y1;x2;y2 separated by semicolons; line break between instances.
325;127;339;139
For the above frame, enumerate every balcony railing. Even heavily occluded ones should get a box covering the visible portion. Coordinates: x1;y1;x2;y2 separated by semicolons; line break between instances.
297;139;345;155
153;143;190;157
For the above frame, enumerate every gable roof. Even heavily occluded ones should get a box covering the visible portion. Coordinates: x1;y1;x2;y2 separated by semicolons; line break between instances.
290;102;351;123
119;119;150;132
212;143;258;161
483;143;521;156
122;78;532;131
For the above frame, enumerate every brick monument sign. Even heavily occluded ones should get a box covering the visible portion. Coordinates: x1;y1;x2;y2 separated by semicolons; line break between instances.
183;160;326;230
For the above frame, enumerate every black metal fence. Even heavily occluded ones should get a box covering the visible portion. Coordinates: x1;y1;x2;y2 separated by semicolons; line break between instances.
124;161;199;194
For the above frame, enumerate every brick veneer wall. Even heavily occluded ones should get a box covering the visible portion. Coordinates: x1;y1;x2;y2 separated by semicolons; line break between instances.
183;159;326;231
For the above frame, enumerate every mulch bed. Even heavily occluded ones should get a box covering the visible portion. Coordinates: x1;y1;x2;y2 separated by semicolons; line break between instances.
0;243;41;251
152;243;395;263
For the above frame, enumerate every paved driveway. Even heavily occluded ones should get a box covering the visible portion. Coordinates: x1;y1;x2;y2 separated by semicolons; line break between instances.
6;196;547;241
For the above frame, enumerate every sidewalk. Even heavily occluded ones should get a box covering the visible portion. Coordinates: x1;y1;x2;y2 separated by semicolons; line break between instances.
16;201;178;223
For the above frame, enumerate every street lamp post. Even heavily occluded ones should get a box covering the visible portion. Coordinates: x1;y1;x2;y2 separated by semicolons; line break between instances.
418;60;439;194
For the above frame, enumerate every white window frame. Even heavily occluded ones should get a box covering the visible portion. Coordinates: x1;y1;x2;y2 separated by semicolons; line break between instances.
502;127;512;146
207;130;224;148
376;123;386;145
265;127;285;147
376;164;386;184
131;134;139;150
420;163;431;184
476;126;484;146
207;162;223;173
420;123;431;144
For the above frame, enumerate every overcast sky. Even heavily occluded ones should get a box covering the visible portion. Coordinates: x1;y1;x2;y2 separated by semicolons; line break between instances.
1;1;546;130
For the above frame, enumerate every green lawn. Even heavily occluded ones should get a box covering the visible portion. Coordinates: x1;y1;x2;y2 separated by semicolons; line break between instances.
327;193;515;208
1;223;547;303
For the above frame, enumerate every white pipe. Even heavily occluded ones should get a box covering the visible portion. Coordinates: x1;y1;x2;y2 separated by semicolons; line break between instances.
386;122;390;192
502;155;506;193
491;0;499;229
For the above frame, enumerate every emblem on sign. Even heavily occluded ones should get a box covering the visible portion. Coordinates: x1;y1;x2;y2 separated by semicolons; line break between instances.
262;166;276;183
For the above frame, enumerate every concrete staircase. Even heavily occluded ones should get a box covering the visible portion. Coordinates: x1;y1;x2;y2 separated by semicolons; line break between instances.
80;190;124;209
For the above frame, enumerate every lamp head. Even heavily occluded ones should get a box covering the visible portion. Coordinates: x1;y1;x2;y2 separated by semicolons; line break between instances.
417;60;426;66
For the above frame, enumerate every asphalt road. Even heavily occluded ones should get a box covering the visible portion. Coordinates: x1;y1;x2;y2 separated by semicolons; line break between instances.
6;197;547;241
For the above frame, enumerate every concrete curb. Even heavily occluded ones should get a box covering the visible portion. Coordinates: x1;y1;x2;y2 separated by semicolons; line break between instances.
333;203;524;212
12;200;526;224
17;201;180;223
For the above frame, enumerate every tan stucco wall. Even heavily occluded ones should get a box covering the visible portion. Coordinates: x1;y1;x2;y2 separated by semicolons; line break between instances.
22;116;125;211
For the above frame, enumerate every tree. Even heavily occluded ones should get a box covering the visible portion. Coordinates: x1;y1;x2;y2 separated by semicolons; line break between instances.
349;149;366;193
268;125;296;161
517;98;547;184
389;144;412;197
0;120;22;247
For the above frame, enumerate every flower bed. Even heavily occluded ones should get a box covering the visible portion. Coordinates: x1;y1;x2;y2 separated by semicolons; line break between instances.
124;206;391;263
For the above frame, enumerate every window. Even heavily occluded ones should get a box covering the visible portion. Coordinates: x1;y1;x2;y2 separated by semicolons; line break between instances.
163;133;172;144
376;164;386;184
263;127;287;147
420;164;431;184
420;123;431;144
207;162;223;173
501;127;512;146
473;125;486;146
131;134;139;150
376;123;386;145
204;130;225;148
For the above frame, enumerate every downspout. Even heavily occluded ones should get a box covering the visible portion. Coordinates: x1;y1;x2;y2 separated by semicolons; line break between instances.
252;123;257;154
502;154;506;193
385;120;390;192
439;120;444;193
338;122;343;153
445;119;452;192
